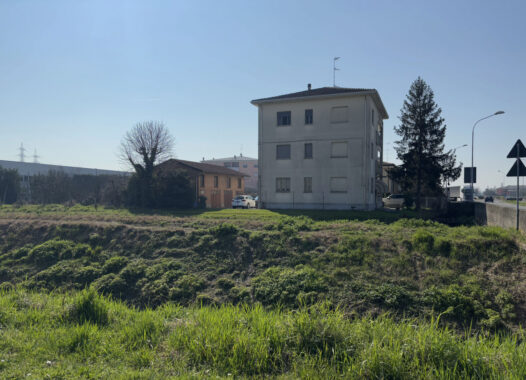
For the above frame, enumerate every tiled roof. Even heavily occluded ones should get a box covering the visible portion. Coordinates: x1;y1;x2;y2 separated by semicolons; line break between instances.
203;156;257;162
158;159;247;176
251;87;372;103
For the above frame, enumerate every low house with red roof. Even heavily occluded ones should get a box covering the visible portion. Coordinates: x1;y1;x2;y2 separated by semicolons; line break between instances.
156;159;247;208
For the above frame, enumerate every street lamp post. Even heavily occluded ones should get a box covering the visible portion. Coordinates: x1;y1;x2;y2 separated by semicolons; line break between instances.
470;111;505;200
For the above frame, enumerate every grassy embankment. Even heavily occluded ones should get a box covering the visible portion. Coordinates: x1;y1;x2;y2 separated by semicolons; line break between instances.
0;204;525;331
0;204;525;377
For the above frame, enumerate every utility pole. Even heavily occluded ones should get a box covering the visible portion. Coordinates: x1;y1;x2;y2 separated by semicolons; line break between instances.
33;149;40;163
19;143;26;162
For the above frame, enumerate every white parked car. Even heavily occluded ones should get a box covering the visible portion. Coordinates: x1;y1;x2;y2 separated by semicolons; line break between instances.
232;195;256;209
382;194;405;210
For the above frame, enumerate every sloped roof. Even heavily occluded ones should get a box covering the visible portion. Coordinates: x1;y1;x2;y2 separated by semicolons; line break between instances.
251;86;388;119
203;156;257;162
158;159;247;177
251;87;371;103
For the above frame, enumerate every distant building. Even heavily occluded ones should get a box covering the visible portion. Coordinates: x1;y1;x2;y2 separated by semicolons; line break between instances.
157;159;246;208
0;159;128;178
251;85;388;210
0;159;130;203
496;185;526;197
201;154;258;192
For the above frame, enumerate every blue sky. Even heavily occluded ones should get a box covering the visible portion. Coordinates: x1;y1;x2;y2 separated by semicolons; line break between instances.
1;0;525;189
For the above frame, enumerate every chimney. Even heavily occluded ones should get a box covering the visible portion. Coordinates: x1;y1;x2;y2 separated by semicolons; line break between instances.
308;83;311;91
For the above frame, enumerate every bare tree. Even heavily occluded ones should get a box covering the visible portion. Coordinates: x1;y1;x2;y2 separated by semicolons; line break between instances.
120;121;174;175
120;121;174;207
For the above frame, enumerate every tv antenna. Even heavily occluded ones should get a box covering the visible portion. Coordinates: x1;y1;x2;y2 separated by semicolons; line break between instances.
333;57;340;87
19;143;26;162
33;149;40;163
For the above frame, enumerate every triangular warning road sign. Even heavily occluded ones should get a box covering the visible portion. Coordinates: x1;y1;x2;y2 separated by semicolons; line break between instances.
506;139;526;158
506;158;526;177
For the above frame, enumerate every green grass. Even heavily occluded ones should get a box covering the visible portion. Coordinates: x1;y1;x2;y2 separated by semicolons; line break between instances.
505;200;526;207
0;288;525;379
0;203;428;223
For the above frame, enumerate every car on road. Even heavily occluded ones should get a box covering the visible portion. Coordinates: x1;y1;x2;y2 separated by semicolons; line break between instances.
232;195;256;209
382;194;405;210
485;196;494;203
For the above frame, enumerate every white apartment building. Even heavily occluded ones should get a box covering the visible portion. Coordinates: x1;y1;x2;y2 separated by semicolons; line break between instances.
251;85;388;210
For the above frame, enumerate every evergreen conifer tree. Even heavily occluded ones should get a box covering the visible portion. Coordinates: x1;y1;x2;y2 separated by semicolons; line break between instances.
391;77;461;210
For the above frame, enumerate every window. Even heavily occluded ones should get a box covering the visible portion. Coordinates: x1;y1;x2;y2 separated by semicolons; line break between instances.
330;177;347;193
371;178;374;194
331;142;348;158
224;162;231;167
214;176;219;188
276;144;291;159
276;177;291;193
371;109;375;126
227;177;231;188
371;143;374;159
200;175;205;187
254;164;258;168
330;106;348;123
304;177;312;193
277;111;291;126
243;164;248;168
305;109;313;124
232;162;239;168
304;143;313;159
237;177;242;188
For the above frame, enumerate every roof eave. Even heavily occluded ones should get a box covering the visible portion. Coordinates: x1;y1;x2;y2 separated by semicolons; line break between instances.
251;90;388;120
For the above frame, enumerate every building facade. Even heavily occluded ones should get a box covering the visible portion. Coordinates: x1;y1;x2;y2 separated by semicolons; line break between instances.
157;159;246;208
201;154;258;192
251;86;388;210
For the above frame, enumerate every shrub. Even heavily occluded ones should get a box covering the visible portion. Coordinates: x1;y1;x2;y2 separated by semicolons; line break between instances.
434;237;452;257
170;274;206;304
120;261;147;285
422;284;487;325
365;283;414;310
412;229;435;254
67;288;109;326
140;279;170;307
210;223;239;238
92;273;127;298
102;256;128;274
252;266;328;307
217;277;235;290
229;286;251;304
28;239;91;266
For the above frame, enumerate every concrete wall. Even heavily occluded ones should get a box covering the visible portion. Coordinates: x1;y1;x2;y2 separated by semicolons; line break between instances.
474;202;526;233
257;94;382;210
